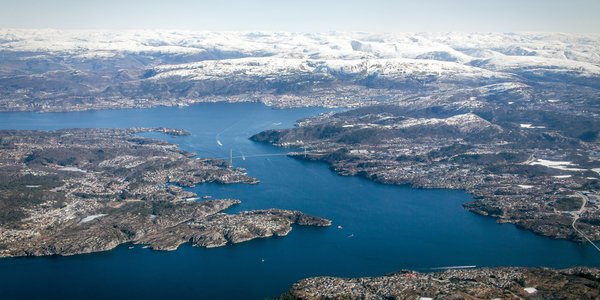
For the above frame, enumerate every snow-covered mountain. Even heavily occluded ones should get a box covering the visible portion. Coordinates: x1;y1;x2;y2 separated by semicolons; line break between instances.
0;30;599;111
150;57;509;82
2;30;599;64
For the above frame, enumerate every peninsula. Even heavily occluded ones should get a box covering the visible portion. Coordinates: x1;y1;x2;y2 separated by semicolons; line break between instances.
0;128;330;257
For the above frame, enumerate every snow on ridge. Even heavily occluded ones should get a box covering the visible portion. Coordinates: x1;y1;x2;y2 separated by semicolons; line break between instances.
80;214;107;223
345;113;498;133
526;159;586;172
2;30;599;82
520;124;545;129
393;113;499;133
480;82;531;93
476;55;600;76
445;113;491;124
150;57;508;81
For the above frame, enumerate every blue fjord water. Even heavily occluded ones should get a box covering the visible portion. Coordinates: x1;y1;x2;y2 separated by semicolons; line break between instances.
0;102;599;300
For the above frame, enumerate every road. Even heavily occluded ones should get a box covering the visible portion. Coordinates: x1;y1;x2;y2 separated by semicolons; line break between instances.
572;192;600;253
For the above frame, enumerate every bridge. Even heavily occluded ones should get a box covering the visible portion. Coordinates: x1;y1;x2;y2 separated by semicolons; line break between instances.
572;192;600;253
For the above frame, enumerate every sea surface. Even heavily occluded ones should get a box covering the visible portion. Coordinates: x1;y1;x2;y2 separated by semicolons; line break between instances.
0;102;599;300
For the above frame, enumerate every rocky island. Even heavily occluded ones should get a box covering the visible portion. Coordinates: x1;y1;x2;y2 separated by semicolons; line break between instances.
282;267;600;299
0;128;330;257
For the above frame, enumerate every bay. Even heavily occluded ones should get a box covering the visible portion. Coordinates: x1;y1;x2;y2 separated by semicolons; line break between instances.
0;102;598;300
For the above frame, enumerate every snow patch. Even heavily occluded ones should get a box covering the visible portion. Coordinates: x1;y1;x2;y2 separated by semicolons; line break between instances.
80;214;107;223
526;159;586;172
520;123;545;129
395;113;495;133
59;166;87;173
553;175;572;179
518;185;534;189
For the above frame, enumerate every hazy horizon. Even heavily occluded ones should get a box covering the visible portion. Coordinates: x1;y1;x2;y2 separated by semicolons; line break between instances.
1;0;599;33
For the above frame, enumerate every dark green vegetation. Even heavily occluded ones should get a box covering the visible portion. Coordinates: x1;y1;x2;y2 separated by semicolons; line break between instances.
0;174;65;226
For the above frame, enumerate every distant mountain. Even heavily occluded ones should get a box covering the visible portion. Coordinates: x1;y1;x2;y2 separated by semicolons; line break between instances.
0;30;599;111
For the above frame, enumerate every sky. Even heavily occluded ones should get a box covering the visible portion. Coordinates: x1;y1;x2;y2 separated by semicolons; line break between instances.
0;0;599;32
